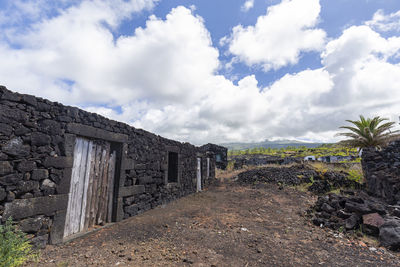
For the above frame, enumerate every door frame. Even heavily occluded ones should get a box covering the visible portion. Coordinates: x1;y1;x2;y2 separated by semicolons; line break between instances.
50;123;128;244
197;157;202;192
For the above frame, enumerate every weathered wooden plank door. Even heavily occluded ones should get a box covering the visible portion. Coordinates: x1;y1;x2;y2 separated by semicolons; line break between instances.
64;137;117;238
64;138;92;237
197;158;202;192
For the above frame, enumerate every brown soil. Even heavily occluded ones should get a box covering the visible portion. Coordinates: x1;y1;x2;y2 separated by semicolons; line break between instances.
29;181;400;267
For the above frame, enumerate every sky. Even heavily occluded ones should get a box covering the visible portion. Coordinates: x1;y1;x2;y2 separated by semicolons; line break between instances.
0;0;400;145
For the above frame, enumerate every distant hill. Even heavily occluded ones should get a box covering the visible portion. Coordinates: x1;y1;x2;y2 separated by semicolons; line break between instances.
220;139;328;151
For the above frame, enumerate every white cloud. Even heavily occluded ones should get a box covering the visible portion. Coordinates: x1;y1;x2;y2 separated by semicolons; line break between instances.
1;1;400;145
241;0;254;12
0;3;225;143
212;21;400;142
320;25;400;107
366;9;400;33
189;5;196;12
223;0;326;71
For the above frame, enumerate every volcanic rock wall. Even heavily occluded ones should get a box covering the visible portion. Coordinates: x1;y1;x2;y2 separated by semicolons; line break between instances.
0;86;217;247
362;140;400;204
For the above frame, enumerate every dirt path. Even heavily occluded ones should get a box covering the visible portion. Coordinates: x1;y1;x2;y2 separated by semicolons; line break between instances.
31;182;400;267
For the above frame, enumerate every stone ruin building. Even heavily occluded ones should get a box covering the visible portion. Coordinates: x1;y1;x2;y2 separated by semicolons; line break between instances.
0;86;227;247
199;143;228;170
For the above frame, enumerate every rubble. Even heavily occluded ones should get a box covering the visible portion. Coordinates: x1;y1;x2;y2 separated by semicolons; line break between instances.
310;190;400;251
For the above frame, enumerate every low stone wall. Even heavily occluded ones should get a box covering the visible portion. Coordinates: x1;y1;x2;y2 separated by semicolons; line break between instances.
0;86;218;247
231;155;284;169
361;140;400;204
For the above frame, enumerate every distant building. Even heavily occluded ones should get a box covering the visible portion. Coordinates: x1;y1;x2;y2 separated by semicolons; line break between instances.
304;155;316;161
317;155;356;163
317;156;330;162
200;143;228;169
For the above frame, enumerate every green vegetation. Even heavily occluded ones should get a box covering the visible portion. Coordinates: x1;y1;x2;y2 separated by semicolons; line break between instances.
226;160;235;171
311;162;329;174
337;115;399;149
228;143;358;159
222;139;324;151
311;161;364;185
347;169;364;184
0;217;37;267
292;161;364;194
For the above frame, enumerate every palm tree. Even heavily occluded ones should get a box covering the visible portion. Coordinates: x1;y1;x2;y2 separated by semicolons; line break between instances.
337;115;399;149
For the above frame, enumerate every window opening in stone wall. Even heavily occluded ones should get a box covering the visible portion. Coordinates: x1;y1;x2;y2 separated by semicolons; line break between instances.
167;152;178;183
216;154;222;162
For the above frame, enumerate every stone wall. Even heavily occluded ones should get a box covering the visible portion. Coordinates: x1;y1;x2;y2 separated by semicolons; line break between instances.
362;140;400;204
0;86;219;247
231;155;284;169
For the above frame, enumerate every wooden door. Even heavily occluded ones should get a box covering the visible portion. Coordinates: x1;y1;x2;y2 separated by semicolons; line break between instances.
64;137;117;238
197;158;202;192
206;157;210;178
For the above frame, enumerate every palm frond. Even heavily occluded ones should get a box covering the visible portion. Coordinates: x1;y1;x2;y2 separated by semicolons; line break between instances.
337;115;398;149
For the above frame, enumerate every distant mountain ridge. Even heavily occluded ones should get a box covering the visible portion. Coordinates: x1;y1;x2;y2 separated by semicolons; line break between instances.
220;139;328;151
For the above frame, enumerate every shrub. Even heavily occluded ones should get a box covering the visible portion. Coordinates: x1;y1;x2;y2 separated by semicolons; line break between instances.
0;217;36;267
226;160;235;171
310;162;328;174
347;169;364;184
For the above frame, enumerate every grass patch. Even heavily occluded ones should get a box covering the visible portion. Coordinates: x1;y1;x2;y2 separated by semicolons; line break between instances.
294;183;311;192
327;188;341;195
347;169;364;184
226;160;235;171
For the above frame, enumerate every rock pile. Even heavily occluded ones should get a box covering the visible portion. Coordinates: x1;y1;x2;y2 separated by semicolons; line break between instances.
311;191;400;250
231;155;303;169
236;165;362;194
232;155;284;169
236;165;317;186
307;171;363;195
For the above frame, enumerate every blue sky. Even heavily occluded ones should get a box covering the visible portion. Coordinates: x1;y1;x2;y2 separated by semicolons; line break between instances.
0;0;399;144
121;0;400;87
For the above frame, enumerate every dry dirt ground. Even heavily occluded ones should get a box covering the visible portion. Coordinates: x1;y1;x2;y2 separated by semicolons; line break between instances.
29;180;400;267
